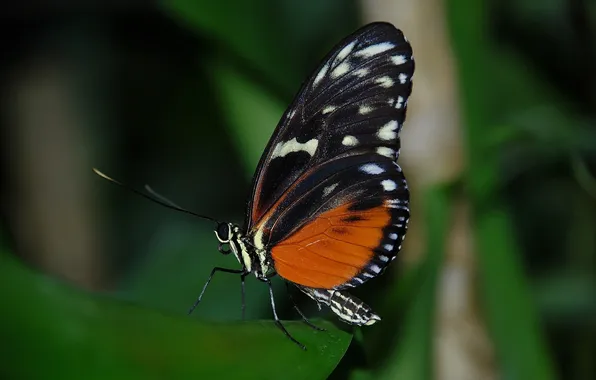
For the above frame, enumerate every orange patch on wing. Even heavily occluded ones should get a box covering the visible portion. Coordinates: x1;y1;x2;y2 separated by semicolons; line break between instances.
272;202;391;288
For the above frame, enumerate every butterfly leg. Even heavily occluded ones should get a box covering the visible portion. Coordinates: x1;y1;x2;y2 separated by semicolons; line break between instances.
263;278;306;350
240;272;249;320
188;267;246;315
285;282;325;331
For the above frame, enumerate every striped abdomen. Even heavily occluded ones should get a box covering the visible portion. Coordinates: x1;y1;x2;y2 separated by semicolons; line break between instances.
298;287;381;326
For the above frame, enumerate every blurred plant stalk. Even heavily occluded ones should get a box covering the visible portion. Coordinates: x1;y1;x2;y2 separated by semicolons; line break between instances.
4;46;104;290
362;0;497;379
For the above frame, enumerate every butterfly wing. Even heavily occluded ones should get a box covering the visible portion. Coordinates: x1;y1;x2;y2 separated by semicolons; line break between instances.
246;22;414;289
266;156;409;289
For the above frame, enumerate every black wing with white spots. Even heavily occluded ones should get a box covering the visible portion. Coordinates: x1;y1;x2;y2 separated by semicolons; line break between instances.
245;22;414;230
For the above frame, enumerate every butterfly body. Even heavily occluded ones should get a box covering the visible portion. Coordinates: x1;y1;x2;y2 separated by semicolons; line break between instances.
215;222;272;280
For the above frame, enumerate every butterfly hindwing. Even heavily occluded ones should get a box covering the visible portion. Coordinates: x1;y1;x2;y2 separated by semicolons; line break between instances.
253;155;408;289
246;22;414;229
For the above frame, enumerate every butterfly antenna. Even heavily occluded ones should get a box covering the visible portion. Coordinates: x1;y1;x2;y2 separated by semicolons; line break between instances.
93;168;218;225
144;184;183;209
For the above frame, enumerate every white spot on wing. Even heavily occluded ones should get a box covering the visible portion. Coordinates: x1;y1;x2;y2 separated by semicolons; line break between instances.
354;42;394;58
379;255;390;262
375;76;394;88
389;233;398;240
322;105;337;114
376;147;394;158
358;105;373;115
370;264;382;274
391;55;407;65
271;138;319;159
342;135;358;146
377;120;398;140
353;68;369;77
331;62;350;78
360;163;384;175
382;179;397;191
384;244;394;251
396;96;404;109
387;199;404;206
314;64;329;85
336;41;357;63
388;204;409;210
398;73;408;84
322;183;338;197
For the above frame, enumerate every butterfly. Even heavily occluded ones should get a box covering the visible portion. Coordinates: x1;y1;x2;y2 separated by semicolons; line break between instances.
95;21;414;350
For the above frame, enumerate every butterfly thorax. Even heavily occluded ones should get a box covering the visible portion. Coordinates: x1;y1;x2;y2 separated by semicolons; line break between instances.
215;222;272;279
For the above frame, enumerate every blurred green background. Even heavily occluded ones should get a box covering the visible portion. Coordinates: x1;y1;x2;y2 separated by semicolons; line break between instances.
1;1;594;379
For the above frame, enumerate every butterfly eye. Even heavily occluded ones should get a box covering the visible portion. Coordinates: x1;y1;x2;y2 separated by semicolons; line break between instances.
215;222;231;243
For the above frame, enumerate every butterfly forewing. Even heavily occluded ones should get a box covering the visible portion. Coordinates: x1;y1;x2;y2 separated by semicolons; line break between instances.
247;23;413;227
246;22;414;290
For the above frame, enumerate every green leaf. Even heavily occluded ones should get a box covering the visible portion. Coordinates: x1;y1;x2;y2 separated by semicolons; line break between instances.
0;252;351;379
162;0;297;92
533;273;596;322
208;57;286;174
120;224;274;321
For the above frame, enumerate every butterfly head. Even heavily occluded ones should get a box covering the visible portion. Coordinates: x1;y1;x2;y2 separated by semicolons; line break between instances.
215;222;234;254
214;222;254;272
